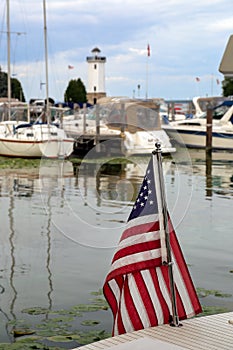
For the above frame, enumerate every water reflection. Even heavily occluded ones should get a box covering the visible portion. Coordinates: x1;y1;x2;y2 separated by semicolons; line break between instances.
206;151;213;198
0;150;232;345
40;159;146;249
45;193;53;316
0;164;66;341
8;193;17;341
190;149;233;199
39;156;187;249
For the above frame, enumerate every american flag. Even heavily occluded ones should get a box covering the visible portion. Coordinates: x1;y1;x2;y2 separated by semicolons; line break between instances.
103;155;202;336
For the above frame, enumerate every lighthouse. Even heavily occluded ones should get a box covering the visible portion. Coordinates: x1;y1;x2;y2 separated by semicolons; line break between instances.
86;47;106;104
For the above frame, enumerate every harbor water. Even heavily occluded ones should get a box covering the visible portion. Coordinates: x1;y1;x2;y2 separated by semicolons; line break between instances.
0;147;232;348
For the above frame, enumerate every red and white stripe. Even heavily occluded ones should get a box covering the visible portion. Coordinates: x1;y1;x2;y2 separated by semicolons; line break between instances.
104;224;201;335
103;155;202;336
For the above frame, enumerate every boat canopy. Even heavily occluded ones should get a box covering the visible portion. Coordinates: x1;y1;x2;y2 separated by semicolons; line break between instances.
215;100;233;108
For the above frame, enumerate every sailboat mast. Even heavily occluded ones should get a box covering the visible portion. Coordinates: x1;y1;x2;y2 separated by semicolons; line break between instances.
43;0;50;120
7;0;11;119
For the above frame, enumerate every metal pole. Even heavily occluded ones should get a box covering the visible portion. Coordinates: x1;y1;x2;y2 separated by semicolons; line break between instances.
7;0;11;120
153;142;180;327
146;44;150;99
43;0;50;122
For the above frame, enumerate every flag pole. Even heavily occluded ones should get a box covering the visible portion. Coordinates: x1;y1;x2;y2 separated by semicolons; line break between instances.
145;44;150;100
145;56;149;100
152;142;181;327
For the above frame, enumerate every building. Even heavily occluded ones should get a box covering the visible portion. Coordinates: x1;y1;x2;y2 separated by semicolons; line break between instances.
86;47;106;104
219;35;233;77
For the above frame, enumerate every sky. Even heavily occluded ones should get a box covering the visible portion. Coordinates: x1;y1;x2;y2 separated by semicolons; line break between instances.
0;0;232;103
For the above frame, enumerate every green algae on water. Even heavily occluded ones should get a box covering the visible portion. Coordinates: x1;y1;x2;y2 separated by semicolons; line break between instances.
197;287;232;298
2;290;110;349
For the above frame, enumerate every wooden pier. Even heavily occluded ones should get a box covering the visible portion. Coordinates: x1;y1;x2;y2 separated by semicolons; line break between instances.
72;312;233;350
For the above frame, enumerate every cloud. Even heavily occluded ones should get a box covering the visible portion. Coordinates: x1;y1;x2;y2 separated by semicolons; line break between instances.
1;0;230;101
208;17;233;32
129;48;148;56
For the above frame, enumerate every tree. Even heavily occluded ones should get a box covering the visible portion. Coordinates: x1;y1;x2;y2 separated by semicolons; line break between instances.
222;77;233;97
64;78;87;103
11;77;26;101
0;70;7;97
0;69;25;101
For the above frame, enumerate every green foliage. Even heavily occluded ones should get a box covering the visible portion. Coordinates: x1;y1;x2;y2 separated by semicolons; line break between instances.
11;77;26;101
0;70;25;101
0;71;7;97
64;78;87;103
222;77;233;97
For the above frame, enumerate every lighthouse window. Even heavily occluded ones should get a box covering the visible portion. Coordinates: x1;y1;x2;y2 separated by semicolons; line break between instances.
94;86;96;91
94;64;97;69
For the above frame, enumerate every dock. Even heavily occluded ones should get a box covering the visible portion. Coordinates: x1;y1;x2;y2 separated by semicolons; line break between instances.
72;312;233;350
72;133;123;156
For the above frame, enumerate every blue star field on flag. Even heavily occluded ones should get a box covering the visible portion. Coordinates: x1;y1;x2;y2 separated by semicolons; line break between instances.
128;158;158;221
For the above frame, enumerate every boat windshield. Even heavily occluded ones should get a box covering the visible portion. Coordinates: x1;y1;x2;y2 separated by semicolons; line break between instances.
200;102;233;120
0;103;28;122
106;104;161;132
128;106;161;131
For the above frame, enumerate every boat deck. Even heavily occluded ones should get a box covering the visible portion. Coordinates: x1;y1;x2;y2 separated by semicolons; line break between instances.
73;312;233;350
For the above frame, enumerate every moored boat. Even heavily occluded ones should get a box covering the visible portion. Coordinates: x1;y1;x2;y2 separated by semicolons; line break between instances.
0;120;74;158
0;0;74;159
65;98;176;156
163;100;233;150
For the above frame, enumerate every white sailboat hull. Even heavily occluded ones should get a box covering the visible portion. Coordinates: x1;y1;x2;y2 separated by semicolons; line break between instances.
0;122;74;158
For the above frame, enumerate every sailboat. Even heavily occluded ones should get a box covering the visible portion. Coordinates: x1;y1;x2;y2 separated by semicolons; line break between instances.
0;0;74;159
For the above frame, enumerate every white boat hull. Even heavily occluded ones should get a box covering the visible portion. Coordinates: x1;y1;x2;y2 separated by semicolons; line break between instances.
0;122;74;158
162;98;233;151
164;125;233;150
123;129;176;155
61;100;177;156
62;118;176;156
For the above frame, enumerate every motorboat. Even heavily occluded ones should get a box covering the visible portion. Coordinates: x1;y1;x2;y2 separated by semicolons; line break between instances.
64;98;176;156
192;96;228;118
162;100;233;150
